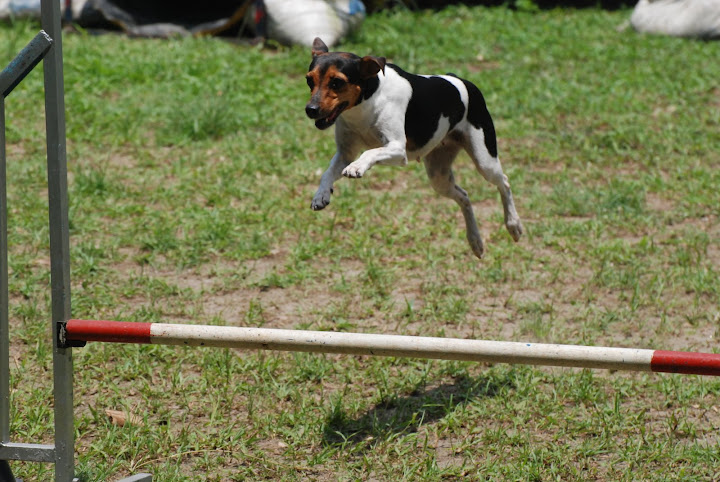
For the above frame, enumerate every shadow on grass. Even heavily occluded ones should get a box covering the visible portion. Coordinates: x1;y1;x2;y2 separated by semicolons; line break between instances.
322;371;514;446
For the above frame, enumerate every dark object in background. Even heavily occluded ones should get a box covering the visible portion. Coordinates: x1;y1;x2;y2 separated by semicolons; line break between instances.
72;0;363;44
75;0;257;37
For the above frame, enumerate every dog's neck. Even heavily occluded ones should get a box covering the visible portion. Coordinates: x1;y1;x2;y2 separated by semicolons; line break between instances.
336;69;387;128
358;74;381;105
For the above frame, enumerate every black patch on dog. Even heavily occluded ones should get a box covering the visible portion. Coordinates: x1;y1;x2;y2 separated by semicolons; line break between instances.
388;65;465;151
461;79;498;158
360;76;380;103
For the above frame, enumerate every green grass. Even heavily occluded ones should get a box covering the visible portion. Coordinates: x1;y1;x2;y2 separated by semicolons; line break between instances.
2;5;720;480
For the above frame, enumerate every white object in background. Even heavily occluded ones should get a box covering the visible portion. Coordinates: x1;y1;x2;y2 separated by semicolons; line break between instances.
631;0;720;38
0;0;42;18
263;0;366;47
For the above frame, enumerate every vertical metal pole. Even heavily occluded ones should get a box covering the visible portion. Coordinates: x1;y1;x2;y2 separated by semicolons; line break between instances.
40;1;75;481
1;95;10;449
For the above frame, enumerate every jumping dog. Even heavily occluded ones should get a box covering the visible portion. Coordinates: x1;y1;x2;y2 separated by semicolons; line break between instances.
305;38;523;259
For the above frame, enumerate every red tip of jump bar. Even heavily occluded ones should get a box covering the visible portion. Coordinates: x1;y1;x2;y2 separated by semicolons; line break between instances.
66;319;152;344
651;350;720;376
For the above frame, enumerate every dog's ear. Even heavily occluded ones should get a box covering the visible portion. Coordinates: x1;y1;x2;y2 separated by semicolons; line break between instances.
359;56;386;79
312;38;329;57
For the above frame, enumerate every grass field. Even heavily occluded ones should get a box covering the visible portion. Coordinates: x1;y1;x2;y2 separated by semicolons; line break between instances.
2;5;720;480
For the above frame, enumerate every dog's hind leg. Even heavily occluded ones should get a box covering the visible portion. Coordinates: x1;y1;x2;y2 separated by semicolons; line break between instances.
463;128;523;242
424;143;485;259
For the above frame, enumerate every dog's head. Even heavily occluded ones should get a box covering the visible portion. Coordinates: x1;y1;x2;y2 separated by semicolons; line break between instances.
305;38;386;130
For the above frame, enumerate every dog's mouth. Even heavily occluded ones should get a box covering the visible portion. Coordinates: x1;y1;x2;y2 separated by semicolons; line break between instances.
314;102;348;130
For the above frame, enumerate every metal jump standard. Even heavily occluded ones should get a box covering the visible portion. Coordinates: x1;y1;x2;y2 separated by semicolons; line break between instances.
2;3;720;481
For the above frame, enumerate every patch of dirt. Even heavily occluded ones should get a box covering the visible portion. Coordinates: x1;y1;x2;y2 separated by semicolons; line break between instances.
710;87;720;109
108;248;344;331
645;191;675;214
5;143;28;158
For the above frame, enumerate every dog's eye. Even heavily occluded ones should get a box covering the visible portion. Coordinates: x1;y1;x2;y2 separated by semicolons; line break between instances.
306;77;315;90
329;78;346;90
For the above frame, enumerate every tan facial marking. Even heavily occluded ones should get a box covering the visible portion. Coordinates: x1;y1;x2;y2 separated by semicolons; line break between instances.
306;69;320;95
310;65;362;117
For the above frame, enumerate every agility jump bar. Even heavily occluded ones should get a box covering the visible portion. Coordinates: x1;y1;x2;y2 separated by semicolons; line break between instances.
64;319;720;376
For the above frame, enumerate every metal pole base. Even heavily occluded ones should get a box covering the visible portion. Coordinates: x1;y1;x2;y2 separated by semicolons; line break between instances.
0;459;22;482
117;475;152;482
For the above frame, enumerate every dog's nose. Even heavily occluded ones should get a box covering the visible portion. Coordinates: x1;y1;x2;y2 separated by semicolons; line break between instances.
305;104;320;119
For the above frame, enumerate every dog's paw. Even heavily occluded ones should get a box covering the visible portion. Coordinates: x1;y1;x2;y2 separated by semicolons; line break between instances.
342;163;367;178
467;234;485;260
506;218;523;242
311;188;332;210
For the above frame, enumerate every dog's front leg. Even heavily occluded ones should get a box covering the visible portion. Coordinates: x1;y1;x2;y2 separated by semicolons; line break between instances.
311;151;350;210
342;142;407;178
